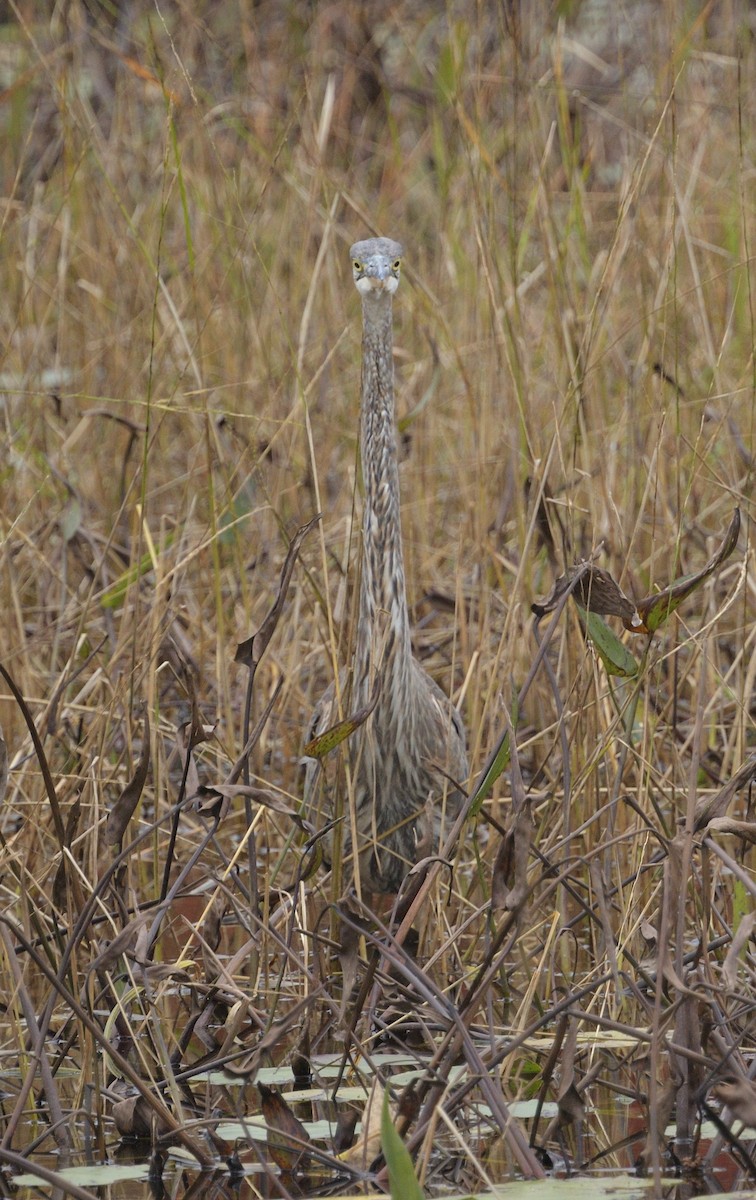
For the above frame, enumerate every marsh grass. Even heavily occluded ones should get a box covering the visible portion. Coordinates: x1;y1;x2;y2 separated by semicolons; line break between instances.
0;1;755;1195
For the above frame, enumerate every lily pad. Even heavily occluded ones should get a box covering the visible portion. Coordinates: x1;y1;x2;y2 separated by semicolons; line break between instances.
13;1163;150;1187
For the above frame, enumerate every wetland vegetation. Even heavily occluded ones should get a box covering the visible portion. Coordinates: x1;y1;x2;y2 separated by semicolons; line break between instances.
1;2;755;1197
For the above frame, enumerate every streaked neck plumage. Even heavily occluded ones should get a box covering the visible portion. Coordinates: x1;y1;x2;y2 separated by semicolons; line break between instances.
354;289;412;711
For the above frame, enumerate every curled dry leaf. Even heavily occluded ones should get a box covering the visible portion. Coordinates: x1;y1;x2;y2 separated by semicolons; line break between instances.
52;797;81;911
193;783;306;827
105;706;150;846
258;1083;312;1173
707;816;756;844
112;1093;172;1141
87;911;153;974
630;507;741;634
235;515;320;669
491;803;532;912
339;1078;386;1169
130;960;193;988
693;753;756;832
202;894;228;955
556;1081;586;1128
533;561;640;625
721;911;756;992
333;1109;359;1155
712;1076;756;1129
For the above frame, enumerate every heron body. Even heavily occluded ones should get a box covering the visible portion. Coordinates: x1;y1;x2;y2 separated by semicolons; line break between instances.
304;237;467;893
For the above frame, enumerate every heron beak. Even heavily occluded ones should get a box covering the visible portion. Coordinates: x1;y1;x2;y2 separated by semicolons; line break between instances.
364;264;390;290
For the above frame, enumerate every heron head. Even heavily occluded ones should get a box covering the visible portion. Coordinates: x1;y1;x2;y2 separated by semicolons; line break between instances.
350;237;404;297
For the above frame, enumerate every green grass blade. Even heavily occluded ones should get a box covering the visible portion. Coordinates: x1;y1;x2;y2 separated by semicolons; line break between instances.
381;1089;425;1200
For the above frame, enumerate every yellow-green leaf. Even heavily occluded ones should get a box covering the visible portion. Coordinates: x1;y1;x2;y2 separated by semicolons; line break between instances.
381;1088;425;1200
635;508;740;633
577;606;638;677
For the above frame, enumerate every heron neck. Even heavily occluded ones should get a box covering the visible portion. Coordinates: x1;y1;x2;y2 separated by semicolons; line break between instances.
355;295;412;705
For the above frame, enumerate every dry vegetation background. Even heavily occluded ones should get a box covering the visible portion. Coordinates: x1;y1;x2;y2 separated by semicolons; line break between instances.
1;0;756;1193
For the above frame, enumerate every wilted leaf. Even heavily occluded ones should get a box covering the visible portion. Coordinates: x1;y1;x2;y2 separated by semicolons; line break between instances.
193;783;305;826
201;894;227;956
721;911;756;991
491;827;515;910
340;1078;386;1169
112;1093;171;1140
556;1081;586;1127
533;561;640;624
640;920;657;944
52;798;81;911
106;707;150;846
303;676;381;759
87;912;152;974
693;753;756;832
381;1085;424;1200
131;960;193;987
577;606;639;677
632;508;740;633
333;1109;359;1154
707;816;756;844
60;496;82;543
235;515;320;668
712;1076;756;1129
258;1083;311;1173
491;803;532;911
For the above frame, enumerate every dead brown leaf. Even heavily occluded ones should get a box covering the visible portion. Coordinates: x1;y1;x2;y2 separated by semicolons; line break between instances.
339;1078;386;1169
235;515;320;669
52;797;81;911
712;1076;756;1129
556;1081;586;1127
112;1093;172;1141
258;1082;312;1173
721;911;756;992
192;783;305;826
105;707;150;846
693;754;756;832
533;561;640;625
707;816;756;844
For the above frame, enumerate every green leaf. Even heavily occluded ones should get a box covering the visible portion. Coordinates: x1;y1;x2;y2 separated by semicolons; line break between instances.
381;1088;425;1200
303;676;381;759
435;39;457;105
100;546;162;609
469;729;510;815
636;507;740;632
577;606;638;677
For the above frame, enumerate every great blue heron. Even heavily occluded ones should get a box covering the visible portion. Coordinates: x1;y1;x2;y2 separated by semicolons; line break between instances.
303;236;468;893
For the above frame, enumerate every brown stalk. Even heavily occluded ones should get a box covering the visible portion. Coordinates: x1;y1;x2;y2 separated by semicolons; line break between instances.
0;914;214;1166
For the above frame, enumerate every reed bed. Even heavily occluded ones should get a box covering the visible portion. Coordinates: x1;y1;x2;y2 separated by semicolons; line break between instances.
0;2;754;1195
